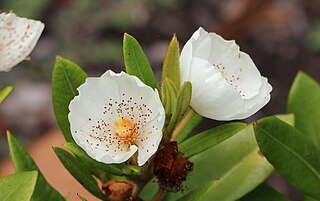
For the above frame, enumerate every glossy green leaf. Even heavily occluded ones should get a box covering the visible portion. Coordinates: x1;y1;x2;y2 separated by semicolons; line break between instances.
7;132;65;201
164;125;273;200
241;183;289;201
123;33;159;90
161;78;178;115
160;125;273;201
275;113;294;126
180;122;247;158
52;56;88;142
176;112;203;143
162;35;180;89
166;81;192;134
64;142;124;176
53;147;107;200
0;86;13;104
287;72;320;148
0;171;38;201
254;116;320;199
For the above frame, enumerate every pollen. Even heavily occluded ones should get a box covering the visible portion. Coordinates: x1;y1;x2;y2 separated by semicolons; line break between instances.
114;115;139;150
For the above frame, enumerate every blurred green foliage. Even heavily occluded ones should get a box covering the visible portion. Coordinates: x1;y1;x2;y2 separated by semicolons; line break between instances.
306;23;320;53
0;0;50;18
0;0;179;83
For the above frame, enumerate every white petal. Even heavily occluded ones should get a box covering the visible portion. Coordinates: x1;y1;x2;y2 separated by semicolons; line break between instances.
180;27;207;82
69;77;122;164
232;77;272;119
206;33;261;99
0;12;44;72
136;112;164;166
102;70;163;124
188;57;246;120
180;27;272;120
69;70;165;165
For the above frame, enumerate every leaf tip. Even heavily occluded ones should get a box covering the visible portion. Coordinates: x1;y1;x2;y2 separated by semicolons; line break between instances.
55;55;62;62
6;130;12;139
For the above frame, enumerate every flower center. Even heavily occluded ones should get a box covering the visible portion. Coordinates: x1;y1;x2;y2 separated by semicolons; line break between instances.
114;113;138;149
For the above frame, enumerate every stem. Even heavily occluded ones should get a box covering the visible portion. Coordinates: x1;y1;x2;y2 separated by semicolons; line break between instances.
170;108;196;141
151;188;167;201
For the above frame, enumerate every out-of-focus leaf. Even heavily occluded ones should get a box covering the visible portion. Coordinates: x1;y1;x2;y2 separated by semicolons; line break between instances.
162;35;180;89
0;86;13;104
304;195;320;201
123;33;159;91
53;147;107;200
7;132;65;201
166;82;192;134
1;0;50;18
241;183;289;201
287;72;320;148
306;24;320;52
52;56;88;142
254;116;320;200
180;122;247;158
0;171;38;201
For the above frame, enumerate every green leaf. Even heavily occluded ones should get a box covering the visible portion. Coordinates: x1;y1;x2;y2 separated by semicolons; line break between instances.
287;72;320;148
241;183;289;201
254;116;320;200
53;147;107;200
180;122;247;158
77;194;88;201
0;86;13;104
123;33;159;90
166;81;192;134
177;180;218;201
52;56;88;142
164;125;273;201
0;171;38;201
161;78;178;115
64;142;124;176
275;113;294;126
7;132;65;201
176;113;203;143
162;35;180;89
304;195;320;201
165;125;273;200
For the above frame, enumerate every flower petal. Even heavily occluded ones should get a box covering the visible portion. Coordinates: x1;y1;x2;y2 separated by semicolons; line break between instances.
0;12;44;72
180;27;272;120
187;57;246;120
136;113;164;166
69;70;165;166
232;77;272;119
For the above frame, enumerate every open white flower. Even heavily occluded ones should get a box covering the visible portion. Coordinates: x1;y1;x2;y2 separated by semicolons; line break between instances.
69;70;165;166
0;12;44;72
180;27;272;120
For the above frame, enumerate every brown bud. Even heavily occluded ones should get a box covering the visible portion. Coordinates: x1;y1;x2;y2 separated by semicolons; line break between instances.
153;141;193;192
102;180;135;201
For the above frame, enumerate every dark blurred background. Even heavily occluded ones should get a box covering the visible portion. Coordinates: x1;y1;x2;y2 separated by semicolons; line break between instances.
0;0;319;200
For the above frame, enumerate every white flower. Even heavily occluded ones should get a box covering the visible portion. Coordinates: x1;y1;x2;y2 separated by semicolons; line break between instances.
180;27;272;120
0;12;44;72
69;70;165;166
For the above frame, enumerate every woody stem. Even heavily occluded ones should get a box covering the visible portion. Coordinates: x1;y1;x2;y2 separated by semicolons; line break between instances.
151;188;167;201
